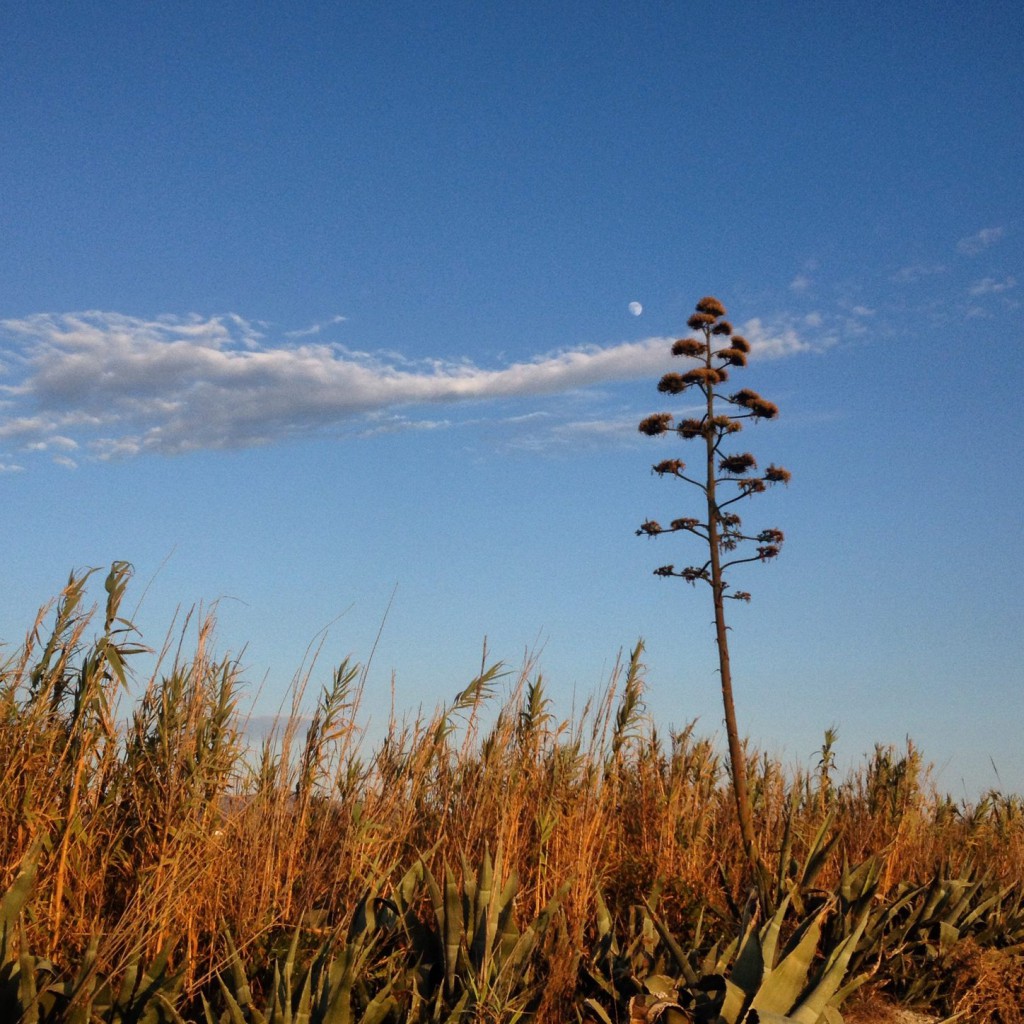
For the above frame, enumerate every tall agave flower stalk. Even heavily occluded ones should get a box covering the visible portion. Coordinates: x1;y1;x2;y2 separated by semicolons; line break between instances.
637;295;790;877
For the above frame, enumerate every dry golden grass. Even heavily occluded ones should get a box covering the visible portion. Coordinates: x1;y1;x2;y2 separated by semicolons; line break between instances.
2;566;1023;1017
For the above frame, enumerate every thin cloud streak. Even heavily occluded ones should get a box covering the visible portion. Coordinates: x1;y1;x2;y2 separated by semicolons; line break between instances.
969;276;1016;296
957;226;1004;256
0;311;816;461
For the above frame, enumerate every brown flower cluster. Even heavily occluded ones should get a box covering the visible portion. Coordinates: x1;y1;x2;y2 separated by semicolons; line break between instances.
638;413;672;436
671;338;706;357
716;348;748;367
718;453;758;475
687;311;717;329
683;366;728;386
670;517;700;531
695;296;726;317
729;389;778;419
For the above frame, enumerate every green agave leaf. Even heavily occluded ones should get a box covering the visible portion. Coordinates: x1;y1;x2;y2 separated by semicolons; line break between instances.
644;903;699;987
358;990;399;1024
222;928;258;1014
18;943;40;1024
440;988;470;1024
217;975;250;1024
730;912;766;1000
800;813;841;892
581;997;614;1024
719;976;750;1024
0;839;43;963
199;992;218;1024
937;920;960;957
594;889;613;945
760;895;794;971
788;909;869;1024
749;912;824;1014
150;989;189;1023
442;866;463;995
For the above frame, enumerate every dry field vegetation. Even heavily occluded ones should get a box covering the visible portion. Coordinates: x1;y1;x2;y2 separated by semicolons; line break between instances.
1;563;1023;1023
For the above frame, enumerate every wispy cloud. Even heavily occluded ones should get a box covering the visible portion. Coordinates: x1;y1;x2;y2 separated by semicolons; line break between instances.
957;226;1004;256
891;263;948;283
969;275;1016;296
284;315;348;339
0;311;818;461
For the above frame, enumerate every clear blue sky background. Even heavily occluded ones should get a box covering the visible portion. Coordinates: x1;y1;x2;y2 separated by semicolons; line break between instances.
2;1;1021;797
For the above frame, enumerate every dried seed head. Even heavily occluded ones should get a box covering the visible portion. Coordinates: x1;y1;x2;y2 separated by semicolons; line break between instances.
716;347;748;367
687;312;717;330
682;366;728;385
711;320;733;335
654;565;676;576
695;296;727;317
637;520;663;536
712;415;742;434
720;512;742;529
765;464;792;484
749;398;779;419
719;453;758;475
671;337;706;357
757;528;785;544
678;418;705;438
732;591;752;602
653;459;685;475
729;388;762;407
739;478;767;494
670;517;700;531
657;372;689;395
757;544;781;560
638;413;673;436
730;335;751;353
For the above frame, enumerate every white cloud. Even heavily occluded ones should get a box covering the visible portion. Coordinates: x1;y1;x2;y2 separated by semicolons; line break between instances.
738;318;815;358
0;310;817;461
957;226;1004;256
849;305;875;317
789;274;812;293
0;462;24;473
969;275;1016;296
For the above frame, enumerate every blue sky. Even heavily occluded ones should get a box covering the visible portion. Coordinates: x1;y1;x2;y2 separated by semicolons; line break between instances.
2;1;1021;797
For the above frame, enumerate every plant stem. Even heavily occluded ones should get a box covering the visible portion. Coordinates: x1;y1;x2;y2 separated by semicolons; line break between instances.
702;342;761;874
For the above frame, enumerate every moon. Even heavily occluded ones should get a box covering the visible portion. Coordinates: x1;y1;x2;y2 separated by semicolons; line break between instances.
628;301;643;316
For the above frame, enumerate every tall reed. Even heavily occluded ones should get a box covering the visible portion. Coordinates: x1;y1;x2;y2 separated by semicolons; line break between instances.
2;565;1021;1014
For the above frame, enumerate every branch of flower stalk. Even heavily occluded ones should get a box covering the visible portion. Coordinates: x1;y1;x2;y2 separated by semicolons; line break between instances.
717;479;785;510
636;519;709;541
720;550;782;572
